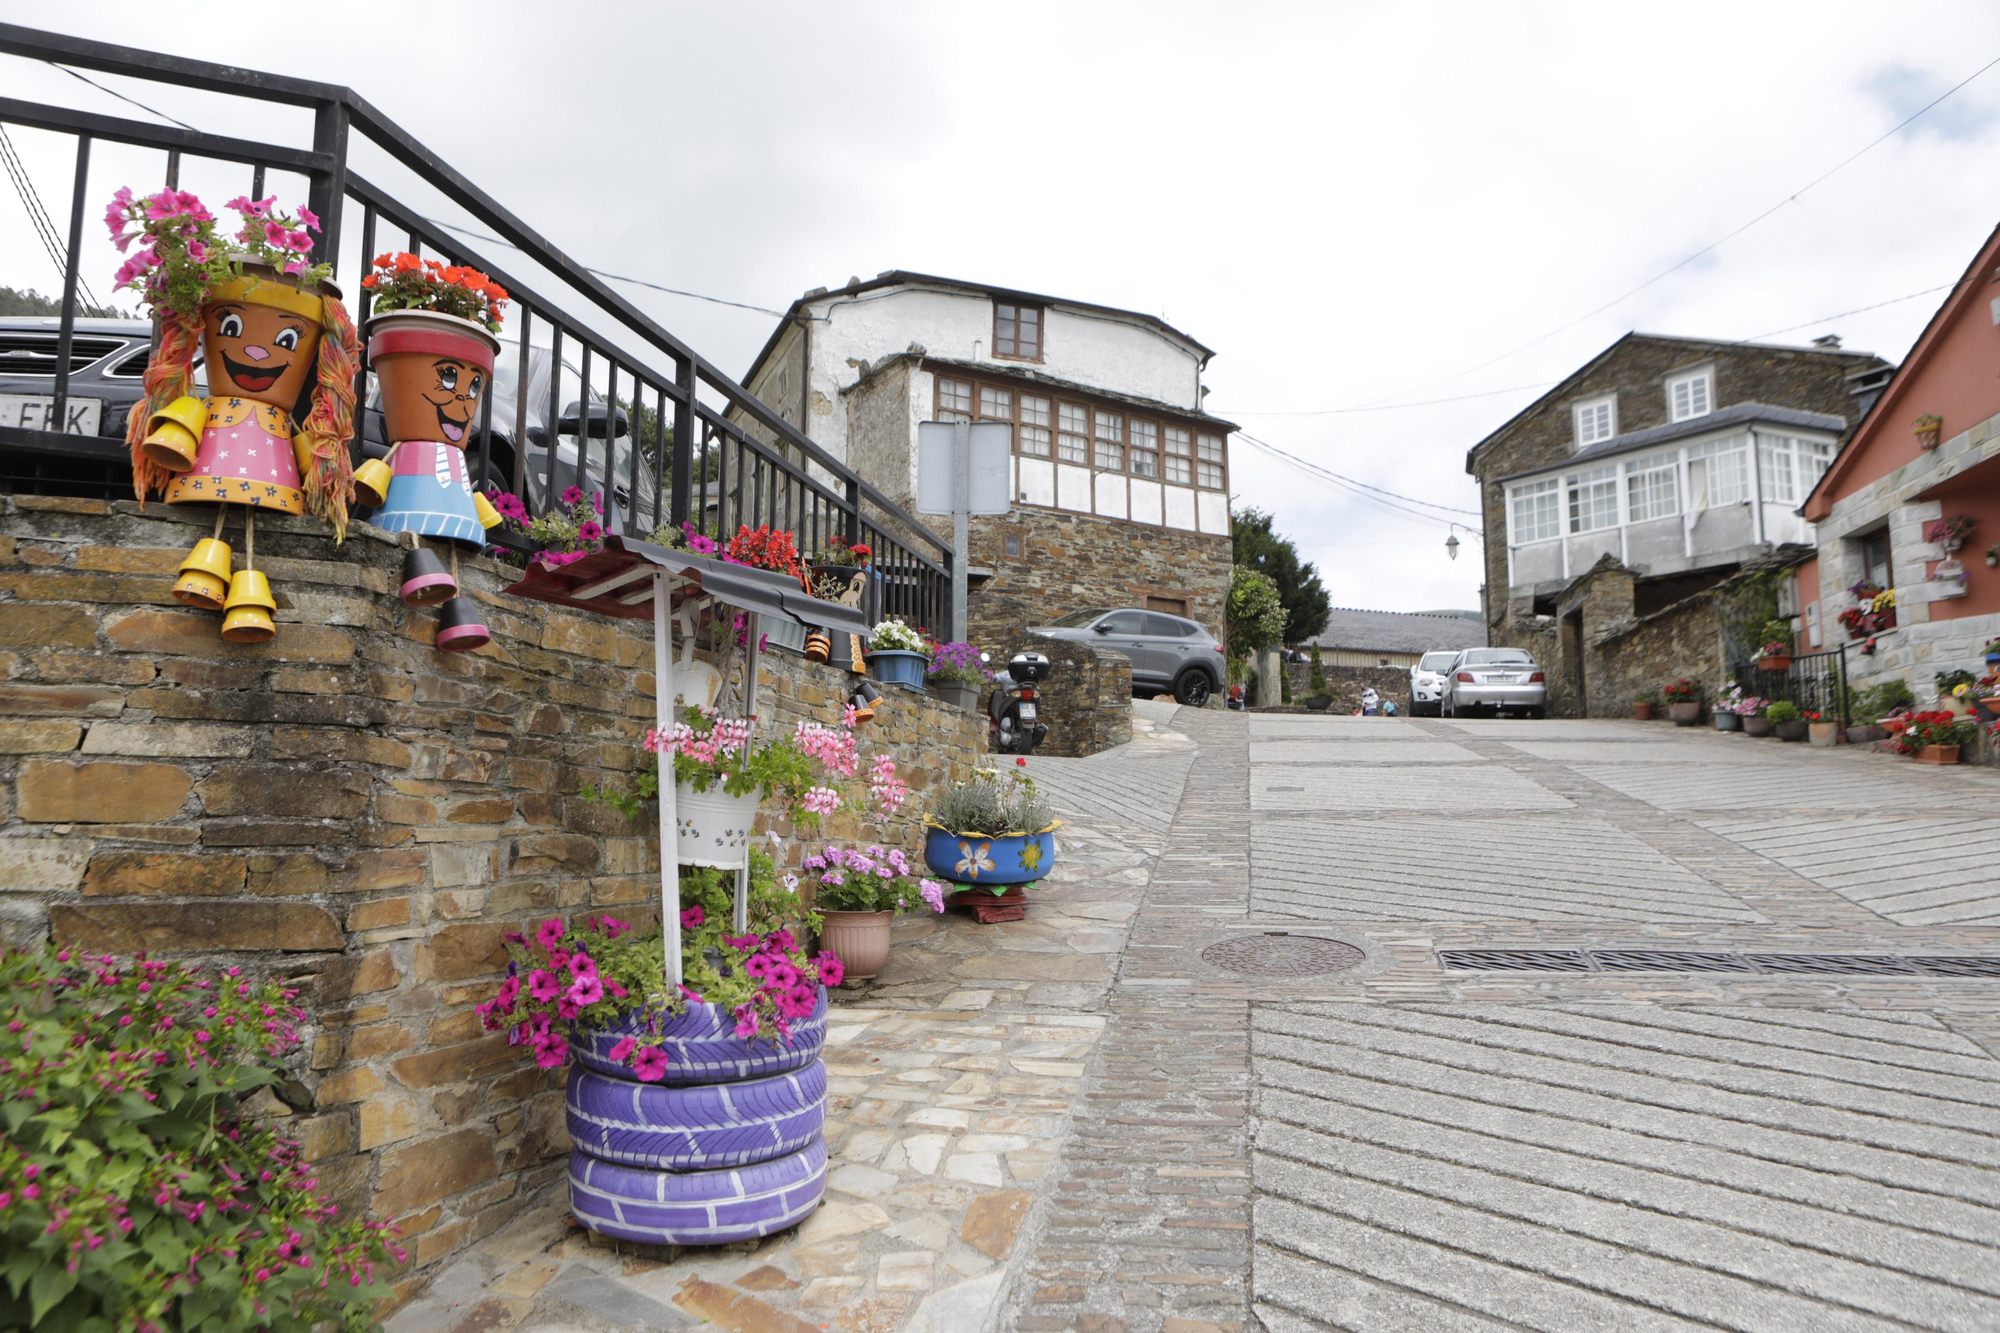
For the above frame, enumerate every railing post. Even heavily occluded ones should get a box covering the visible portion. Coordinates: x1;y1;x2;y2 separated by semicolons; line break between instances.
51;134;91;439
307;98;350;268
670;355;693;529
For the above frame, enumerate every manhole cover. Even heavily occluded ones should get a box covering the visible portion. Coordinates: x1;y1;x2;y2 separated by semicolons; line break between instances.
1202;933;1365;977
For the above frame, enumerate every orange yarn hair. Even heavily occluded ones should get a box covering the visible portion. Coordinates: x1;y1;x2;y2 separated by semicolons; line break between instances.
124;308;201;504
296;293;360;542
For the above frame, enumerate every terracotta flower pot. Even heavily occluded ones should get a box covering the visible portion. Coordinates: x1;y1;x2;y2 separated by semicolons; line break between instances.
1756;655;1792;673
1631;702;1655;720
1915;744;1961;765
200;264;325;409
1743;716;1775;737
1808;721;1839;747
1668;702;1702;725
365;309;500;447
818;910;894;981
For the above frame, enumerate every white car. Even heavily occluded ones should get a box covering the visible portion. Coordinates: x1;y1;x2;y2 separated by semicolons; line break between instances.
1408;650;1460;717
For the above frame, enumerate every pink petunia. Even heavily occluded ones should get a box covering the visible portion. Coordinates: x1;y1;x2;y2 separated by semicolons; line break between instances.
731;1005;760;1039
560;485;584;507
766;929;795;953
495;976;521;1008
569;952;597;980
607;980;627;999
743;954;776;980
296;206;320;230
680;905;704;930
535;918;566;950
608;1036;637;1062
601;916;629;939
526;969;560;1003
765;963;800;992
567;973;603;1006
531;1034;566;1070
264;220;290;248
815;952;845;988
632;1046;669;1082
555;998;581;1020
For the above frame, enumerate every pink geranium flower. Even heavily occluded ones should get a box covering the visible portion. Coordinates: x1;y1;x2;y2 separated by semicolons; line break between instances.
632;1046;669;1082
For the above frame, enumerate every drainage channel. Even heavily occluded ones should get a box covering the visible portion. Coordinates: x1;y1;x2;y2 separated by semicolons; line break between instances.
1438;949;2000;978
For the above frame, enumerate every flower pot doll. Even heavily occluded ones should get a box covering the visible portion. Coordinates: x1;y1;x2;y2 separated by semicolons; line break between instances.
113;191;360;644
351;254;508;652
811;556;879;721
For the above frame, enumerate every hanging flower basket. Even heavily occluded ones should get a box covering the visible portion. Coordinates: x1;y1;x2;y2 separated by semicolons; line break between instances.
674;780;761;868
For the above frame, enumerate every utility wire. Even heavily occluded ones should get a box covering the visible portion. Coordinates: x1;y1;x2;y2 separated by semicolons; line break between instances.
1734;283;1954;344
1236;431;1483;536
1342;51;2000;411
38;59;789;321
0;123;102;308
1236;431;1481;517
1223;380;1557;416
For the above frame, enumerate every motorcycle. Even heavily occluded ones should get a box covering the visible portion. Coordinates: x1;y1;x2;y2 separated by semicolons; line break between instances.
989;651;1052;754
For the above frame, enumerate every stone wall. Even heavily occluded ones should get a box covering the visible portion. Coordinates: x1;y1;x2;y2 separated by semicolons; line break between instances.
1283;663;1413;713
967;505;1232;648
1588;593;1726;718
997;631;1131;757
0;494;983;1304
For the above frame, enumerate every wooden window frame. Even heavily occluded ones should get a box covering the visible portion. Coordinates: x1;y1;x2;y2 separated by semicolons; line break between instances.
994;302;1043;362
1195;432;1228;491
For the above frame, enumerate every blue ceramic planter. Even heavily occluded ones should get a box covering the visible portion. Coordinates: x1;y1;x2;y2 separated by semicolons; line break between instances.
866;650;930;690
924;823;1060;886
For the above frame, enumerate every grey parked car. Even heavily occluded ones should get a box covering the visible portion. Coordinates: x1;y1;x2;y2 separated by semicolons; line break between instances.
1031;607;1225;707
1440;647;1547;719
0;317;202;496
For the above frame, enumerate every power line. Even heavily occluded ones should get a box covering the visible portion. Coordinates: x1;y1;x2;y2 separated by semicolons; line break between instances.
1222;380;1556;416
49;63;201;132
1235;431;1482;537
1342;50;2000;411
1236;431;1481;516
0;124;102;308
1734;283;1954;344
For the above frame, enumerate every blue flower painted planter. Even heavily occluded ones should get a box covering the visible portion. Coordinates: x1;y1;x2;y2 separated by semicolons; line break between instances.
866;649;930;690
924;823;1061;887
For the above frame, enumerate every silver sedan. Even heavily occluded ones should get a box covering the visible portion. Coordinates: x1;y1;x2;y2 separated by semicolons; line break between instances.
1441;648;1547;719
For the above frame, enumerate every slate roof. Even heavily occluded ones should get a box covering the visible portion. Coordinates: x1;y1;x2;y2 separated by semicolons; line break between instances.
1493;403;1849;483
1312;608;1487;655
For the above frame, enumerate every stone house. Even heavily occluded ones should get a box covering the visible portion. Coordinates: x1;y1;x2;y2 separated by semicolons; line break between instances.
1310;607;1486;668
738;272;1236;646
1466;333;1891;715
1797;219;2000;702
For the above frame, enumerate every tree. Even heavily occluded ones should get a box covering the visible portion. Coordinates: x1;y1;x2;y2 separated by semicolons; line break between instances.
1226;564;1287;659
0;285;127;319
1232;507;1329;644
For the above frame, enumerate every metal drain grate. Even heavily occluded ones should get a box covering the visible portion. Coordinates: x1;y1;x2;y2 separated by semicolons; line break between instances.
1438;949;2000;979
1203;933;1366;977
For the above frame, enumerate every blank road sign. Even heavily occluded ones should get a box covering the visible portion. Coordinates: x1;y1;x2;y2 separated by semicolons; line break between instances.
917;420;1012;516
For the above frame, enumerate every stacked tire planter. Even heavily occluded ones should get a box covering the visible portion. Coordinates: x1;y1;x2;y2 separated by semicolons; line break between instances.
564;986;830;1246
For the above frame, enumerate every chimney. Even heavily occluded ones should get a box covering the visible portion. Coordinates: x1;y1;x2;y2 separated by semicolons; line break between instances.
1811;334;1842;349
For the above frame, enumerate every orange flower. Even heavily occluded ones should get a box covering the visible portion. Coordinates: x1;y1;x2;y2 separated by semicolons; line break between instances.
393;252;422;273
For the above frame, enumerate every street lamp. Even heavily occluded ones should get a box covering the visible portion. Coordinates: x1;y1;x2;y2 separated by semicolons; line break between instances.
1445;533;1460;561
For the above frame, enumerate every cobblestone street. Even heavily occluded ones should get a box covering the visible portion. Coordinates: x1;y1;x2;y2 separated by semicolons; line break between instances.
390;705;2000;1333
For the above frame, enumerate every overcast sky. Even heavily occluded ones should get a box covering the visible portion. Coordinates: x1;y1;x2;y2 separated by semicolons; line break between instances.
6;3;2000;615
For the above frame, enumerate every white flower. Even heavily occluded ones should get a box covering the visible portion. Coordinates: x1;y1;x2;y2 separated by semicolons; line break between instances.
782;874;799;894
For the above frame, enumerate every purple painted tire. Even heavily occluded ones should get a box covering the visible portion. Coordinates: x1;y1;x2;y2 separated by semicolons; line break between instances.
567;1138;825;1246
565;1060;825;1170
569;987;827;1085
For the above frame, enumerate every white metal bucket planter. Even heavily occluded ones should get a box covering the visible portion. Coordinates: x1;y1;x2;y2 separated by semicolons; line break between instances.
674;781;762;869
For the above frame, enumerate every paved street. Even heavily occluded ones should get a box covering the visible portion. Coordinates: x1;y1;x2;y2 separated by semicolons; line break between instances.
392;705;2000;1333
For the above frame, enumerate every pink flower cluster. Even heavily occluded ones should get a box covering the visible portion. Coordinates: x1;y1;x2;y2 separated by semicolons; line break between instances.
868;754;908;813
227;194;319;275
729;929;839;1041
105;186;216;295
794;720;858;778
646;714;753;764
480;916;633;1073
484;488;530;524
800;785;843;816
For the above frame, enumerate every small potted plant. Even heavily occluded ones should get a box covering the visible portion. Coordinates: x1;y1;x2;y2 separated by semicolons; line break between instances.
924;763;1060;923
1866;589;1897;634
1714;681;1744;730
1936;669;1978;717
1305;642;1333;712
1924;515;1976;553
1913;413;1943;450
1766;699;1807;741
1631;690;1657;721
1754;620;1794;673
1987;544;1999;570
1741;698;1775;737
865;617;931;690
1984;637;2000;668
1981;667;2000;714
806;846;947;982
1663;678;1704;725
925;640;993;712
1836;605;1868;641
1805;709;1839;747
1893;710;1976;764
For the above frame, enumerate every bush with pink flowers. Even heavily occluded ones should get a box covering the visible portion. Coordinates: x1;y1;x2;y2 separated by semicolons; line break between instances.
0;945;400;1331
479;854;841;1079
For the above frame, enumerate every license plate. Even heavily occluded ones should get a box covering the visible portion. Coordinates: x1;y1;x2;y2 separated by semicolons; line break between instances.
0;394;102;435
1490;674;1521;684
1016;702;1037;721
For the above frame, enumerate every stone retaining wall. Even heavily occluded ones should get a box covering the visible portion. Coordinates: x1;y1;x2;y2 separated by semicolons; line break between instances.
0;495;982;1303
1283;663;1412;713
997;631;1132;756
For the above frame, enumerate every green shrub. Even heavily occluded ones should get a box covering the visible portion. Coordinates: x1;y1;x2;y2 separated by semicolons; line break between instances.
1307;643;1328;697
930;768;1052;836
1225;566;1286;658
1764;700;1801;723
1854;679;1915;720
0;946;399;1331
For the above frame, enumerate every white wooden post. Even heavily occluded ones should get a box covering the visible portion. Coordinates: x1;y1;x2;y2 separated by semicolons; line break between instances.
653;571;682;988
734;610;762;934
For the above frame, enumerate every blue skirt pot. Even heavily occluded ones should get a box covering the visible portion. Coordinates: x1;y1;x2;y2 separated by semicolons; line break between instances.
924;822;1061;886
866;649;930;691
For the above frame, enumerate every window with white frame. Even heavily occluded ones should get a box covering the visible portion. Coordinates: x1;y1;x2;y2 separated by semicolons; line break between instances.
1195;434;1226;489
1129;419;1159;478
1510;477;1561;543
1018;394;1052;457
1056;402;1089;464
938;378;973;421
1567;464;1620;532
1626;450;1680;522
1686;434;1751;506
1164;426;1192;484
1093;411;1125;471
1667;369;1712;422
1756;433;1835;504
1574;395;1616;447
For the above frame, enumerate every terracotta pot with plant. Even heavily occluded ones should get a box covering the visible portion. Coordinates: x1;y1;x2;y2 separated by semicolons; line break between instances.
1631;692;1657;721
1892;711;1975;764
1754;619;1795;673
1913;414;1943;450
804;846;947;982
1663;677;1704;725
1742;700;1776;737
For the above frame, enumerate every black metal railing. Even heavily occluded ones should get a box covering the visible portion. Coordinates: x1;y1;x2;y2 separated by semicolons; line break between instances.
0;24;950;631
1736;644;1851;730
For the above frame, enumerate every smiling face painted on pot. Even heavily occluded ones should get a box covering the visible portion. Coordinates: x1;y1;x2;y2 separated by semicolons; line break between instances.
420;357;486;446
202;301;321;407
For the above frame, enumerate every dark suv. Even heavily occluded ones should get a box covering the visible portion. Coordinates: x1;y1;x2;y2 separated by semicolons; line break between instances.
1030;607;1225;706
0;317;183;495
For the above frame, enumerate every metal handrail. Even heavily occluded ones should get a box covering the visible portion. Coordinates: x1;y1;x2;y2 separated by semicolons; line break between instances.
0;22;951;628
